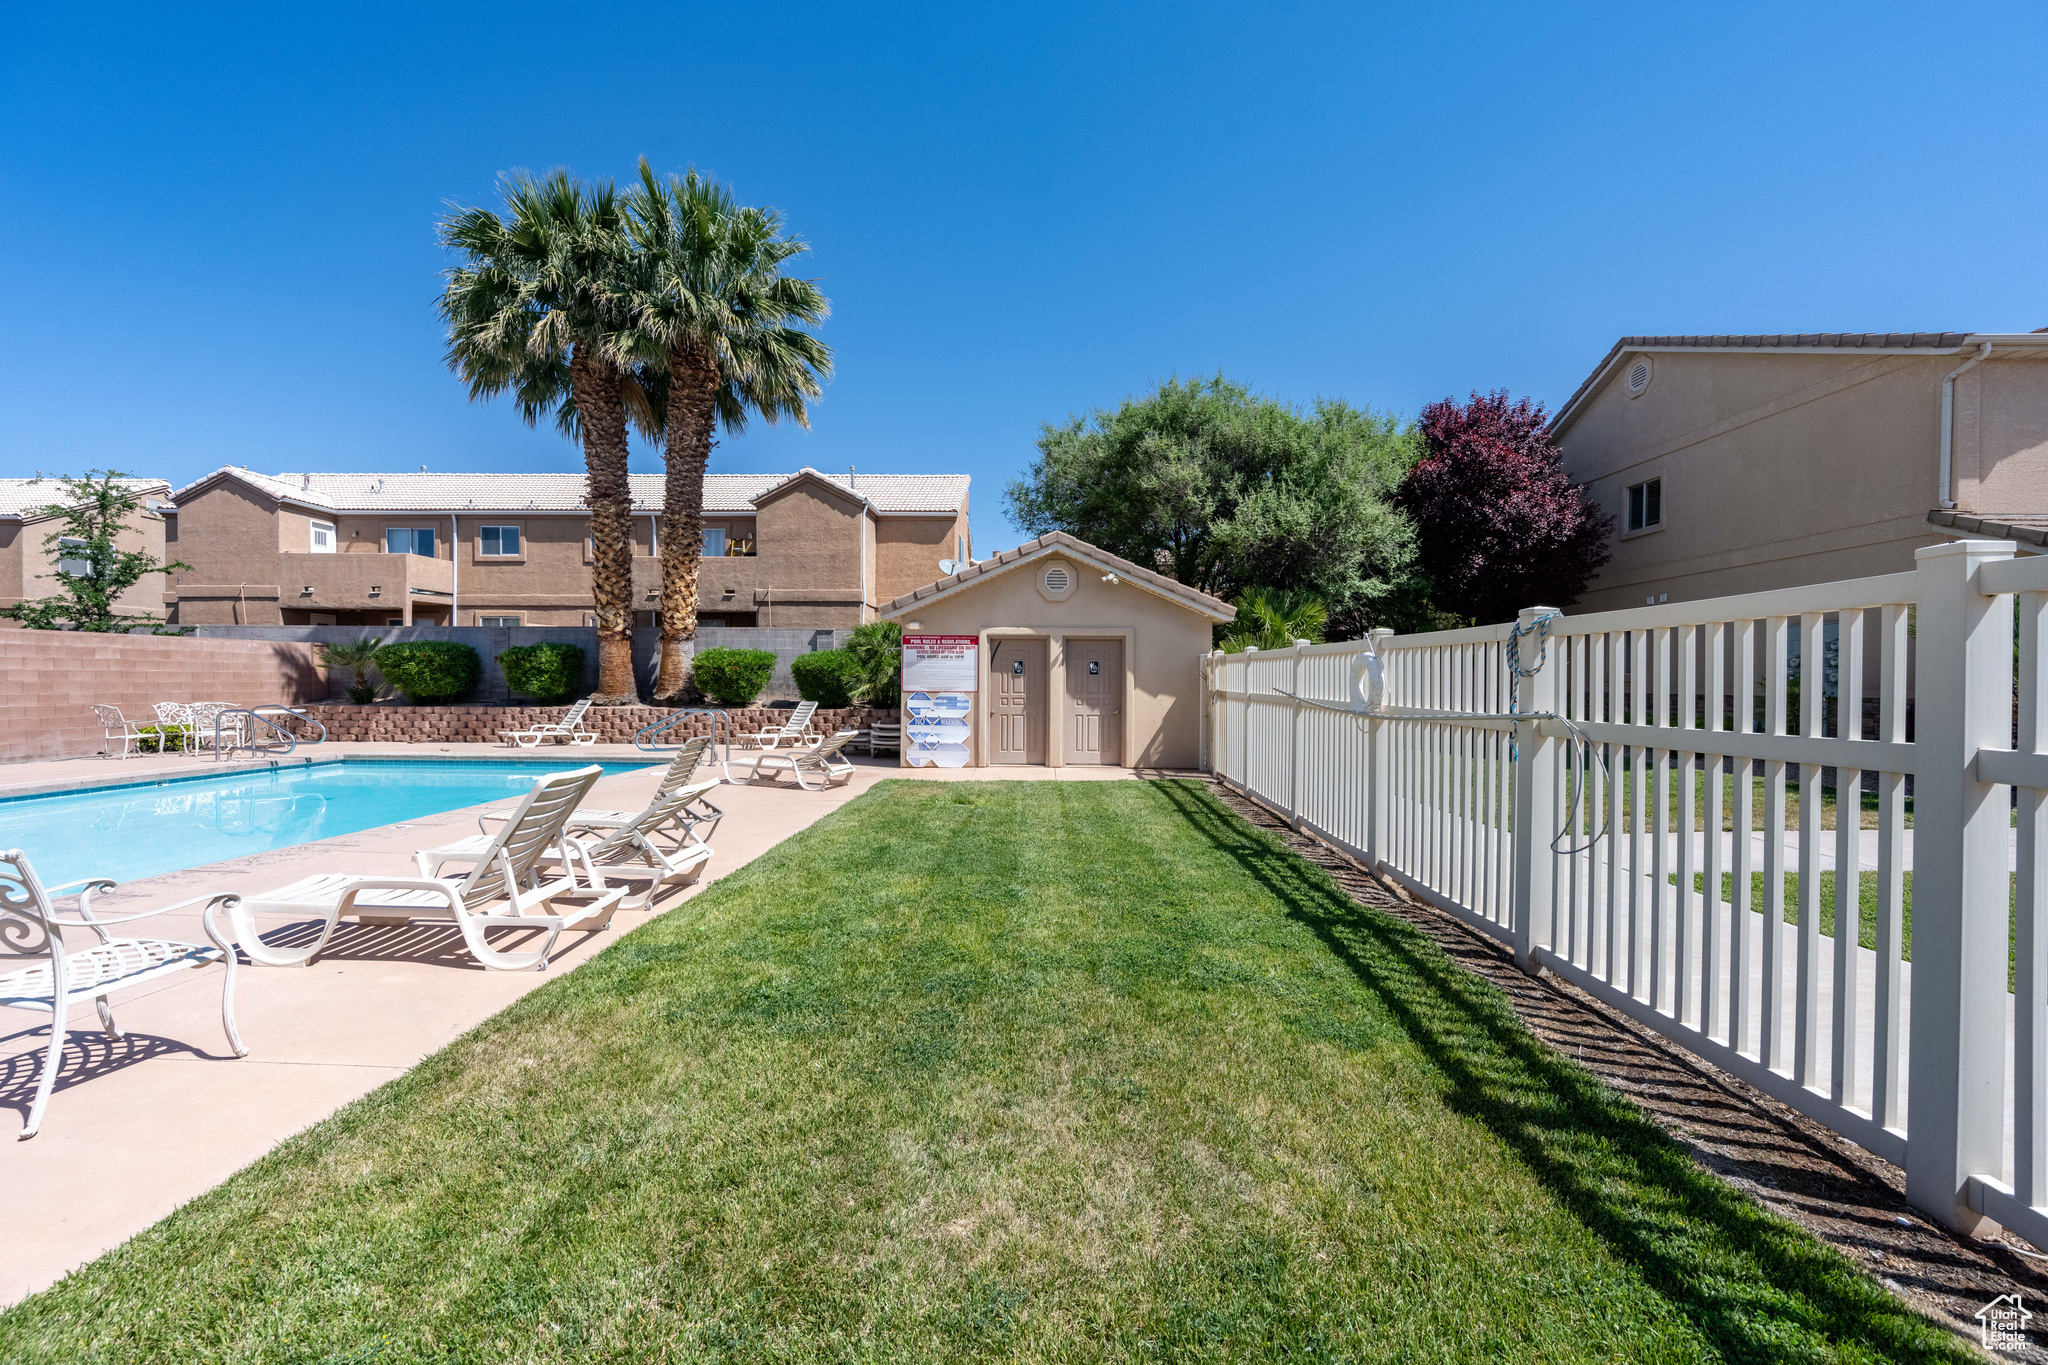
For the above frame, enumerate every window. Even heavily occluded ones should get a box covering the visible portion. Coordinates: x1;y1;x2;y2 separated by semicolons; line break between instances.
478;525;521;557
56;536;91;576
309;521;336;553
386;527;435;557
701;527;727;557
1626;478;1662;533
386;617;404;626
585;614;598;626
478;615;520;627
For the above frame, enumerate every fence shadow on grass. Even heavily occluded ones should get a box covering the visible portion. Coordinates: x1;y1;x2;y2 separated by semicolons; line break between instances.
1146;778;1968;1364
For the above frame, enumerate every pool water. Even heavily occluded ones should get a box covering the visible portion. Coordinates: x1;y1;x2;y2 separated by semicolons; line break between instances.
0;760;653;890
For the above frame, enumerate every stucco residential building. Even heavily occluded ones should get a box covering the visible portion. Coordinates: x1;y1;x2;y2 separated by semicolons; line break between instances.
163;466;970;628
0;477;174;627
1550;331;2048;612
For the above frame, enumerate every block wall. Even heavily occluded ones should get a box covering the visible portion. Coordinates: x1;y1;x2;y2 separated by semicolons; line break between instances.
1;632;327;761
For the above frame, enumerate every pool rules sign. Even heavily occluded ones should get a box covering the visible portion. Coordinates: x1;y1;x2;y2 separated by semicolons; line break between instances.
903;635;976;768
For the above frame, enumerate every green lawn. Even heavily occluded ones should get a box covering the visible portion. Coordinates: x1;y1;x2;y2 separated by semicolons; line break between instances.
0;781;1971;1363
1679;871;2016;989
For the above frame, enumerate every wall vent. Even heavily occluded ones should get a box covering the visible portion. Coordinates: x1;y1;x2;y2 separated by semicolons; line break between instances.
1626;357;1652;397
1043;565;1071;594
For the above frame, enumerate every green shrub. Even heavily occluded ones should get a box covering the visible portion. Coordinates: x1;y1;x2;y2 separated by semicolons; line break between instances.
136;723;192;753
372;641;482;704
790;648;860;708
499;642;585;705
690;647;778;707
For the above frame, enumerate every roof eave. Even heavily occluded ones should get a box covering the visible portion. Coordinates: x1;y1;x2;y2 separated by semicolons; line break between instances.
1546;332;2048;440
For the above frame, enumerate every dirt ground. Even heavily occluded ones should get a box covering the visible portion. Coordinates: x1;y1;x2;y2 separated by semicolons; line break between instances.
1210;781;2042;1361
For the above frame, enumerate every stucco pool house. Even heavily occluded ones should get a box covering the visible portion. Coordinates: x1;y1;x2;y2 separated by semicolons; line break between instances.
881;532;1232;771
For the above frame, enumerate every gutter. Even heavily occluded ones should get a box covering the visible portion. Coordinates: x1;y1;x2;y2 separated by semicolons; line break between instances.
449;512;460;623
1938;341;1994;510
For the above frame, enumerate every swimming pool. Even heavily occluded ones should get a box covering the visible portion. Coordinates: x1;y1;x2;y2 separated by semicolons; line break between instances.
0;760;654;890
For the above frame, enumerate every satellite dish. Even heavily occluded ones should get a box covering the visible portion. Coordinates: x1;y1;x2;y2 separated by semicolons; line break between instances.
938;558;961;576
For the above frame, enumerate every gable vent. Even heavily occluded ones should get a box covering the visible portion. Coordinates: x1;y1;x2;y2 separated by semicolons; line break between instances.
1626;358;1652;397
1043;565;1071;594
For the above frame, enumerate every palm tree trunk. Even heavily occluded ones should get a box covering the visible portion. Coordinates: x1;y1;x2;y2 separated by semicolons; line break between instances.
572;343;640;703
654;343;719;701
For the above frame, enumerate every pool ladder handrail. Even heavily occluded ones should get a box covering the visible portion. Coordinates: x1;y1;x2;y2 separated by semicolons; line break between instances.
215;706;327;761
634;707;734;776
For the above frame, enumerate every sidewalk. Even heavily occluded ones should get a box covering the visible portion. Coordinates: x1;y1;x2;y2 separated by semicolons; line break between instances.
0;745;1166;1306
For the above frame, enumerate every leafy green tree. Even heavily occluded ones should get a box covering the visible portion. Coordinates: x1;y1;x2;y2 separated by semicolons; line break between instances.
1006;377;1417;619
1217;588;1329;653
438;170;653;702
0;471;187;632
621;161;832;701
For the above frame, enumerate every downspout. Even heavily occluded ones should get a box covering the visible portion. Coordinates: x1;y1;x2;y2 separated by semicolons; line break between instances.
1939;341;1993;510
449;513;459;625
860;504;871;623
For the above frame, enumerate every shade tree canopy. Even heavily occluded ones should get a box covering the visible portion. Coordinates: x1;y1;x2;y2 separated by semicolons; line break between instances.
1005;377;1418;618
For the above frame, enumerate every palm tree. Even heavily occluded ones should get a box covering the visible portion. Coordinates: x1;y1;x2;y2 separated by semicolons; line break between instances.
622;161;833;700
1218;588;1329;653
438;170;650;702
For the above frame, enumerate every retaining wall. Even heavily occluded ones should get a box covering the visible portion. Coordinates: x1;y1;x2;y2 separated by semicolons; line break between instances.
1;632;326;762
287;703;897;746
183;624;850;703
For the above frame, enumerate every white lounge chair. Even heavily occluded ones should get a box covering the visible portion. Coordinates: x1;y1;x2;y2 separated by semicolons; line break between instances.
747;729;859;790
475;736;716;840
92;704;152;759
0;850;246;1139
742;700;819;750
209;766;622;973
500;697;599;748
423;781;718;910
859;722;902;757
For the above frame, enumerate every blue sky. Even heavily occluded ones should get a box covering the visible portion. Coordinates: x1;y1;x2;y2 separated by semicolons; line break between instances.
4;3;2043;552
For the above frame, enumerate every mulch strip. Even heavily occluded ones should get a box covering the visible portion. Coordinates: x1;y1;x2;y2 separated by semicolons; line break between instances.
1207;778;2043;1360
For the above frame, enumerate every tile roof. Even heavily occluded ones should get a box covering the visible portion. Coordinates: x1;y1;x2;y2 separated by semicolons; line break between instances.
173;466;967;514
0;477;170;518
1549;332;2003;438
1927;509;2048;549
879;531;1235;621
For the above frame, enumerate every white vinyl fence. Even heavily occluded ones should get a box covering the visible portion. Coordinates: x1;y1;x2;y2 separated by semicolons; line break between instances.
1205;539;2046;1248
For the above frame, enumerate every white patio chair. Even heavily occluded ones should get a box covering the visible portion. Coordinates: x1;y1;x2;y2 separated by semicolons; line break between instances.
184;702;246;757
499;697;598;748
476;736;718;844
92;704;150;759
747;729;859;790
423;781;718;910
0;850;247;1139
742;700;819;750
208;766;622;973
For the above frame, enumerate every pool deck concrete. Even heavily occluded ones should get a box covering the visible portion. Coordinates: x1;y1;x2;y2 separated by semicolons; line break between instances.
0;742;1171;1306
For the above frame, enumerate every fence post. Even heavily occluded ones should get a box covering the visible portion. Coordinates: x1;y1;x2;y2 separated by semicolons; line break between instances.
1906;539;2015;1237
1367;628;1394;871
1510;607;1560;976
1288;639;1308;830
